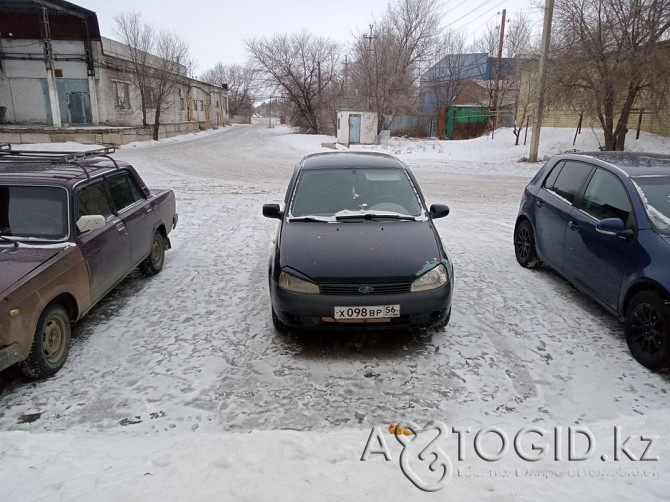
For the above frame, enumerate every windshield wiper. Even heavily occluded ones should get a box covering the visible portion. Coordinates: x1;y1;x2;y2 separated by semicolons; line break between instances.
288;216;331;222
335;213;417;221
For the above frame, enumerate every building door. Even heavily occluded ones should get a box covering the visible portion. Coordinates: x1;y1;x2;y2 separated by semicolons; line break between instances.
68;92;85;124
56;79;92;125
349;114;361;144
205;105;211;124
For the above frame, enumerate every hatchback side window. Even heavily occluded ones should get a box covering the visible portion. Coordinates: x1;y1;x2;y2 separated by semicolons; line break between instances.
78;182;113;219
580;168;633;224
548;161;593;204
542;161;564;189
107;173;143;211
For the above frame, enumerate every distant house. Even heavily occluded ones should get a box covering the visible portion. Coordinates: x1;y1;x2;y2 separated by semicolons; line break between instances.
419;52;516;114
0;0;228;136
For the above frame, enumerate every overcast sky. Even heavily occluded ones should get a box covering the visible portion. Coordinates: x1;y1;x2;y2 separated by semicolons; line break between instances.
75;0;542;76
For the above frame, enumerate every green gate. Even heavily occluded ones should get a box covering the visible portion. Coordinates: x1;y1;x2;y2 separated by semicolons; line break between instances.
445;106;490;140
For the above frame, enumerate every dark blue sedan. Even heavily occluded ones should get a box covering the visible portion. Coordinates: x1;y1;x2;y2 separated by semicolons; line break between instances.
263;152;453;332
514;152;670;370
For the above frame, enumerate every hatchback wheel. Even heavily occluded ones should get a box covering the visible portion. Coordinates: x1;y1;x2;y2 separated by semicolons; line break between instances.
514;220;542;268
625;291;670;371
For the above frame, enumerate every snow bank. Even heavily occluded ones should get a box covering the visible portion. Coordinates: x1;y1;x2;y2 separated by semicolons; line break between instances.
2;409;668;501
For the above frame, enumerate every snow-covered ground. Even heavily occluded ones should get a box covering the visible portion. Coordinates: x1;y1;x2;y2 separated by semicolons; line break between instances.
1;122;669;500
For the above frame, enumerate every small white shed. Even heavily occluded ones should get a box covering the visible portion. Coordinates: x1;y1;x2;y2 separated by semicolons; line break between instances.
336;110;378;146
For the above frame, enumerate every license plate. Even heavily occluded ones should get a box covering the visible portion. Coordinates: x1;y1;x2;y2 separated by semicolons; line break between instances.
334;305;400;319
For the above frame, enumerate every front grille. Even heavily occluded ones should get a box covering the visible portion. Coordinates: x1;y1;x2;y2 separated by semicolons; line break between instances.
319;283;411;295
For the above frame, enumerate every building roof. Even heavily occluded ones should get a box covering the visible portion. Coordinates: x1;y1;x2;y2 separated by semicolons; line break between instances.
0;0;101;40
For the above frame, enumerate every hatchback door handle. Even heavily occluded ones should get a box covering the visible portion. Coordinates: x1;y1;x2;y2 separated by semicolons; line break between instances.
116;222;125;232
568;221;578;231
536;200;544;208
145;205;153;213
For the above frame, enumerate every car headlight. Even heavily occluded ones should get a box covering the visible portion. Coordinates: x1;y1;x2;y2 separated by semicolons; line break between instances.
279;271;320;294
411;264;449;292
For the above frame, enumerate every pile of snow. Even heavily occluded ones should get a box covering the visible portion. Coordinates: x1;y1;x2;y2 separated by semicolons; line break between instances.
2;411;668;500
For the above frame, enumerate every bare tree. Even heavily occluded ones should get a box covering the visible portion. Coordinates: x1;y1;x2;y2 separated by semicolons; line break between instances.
114;12;154;127
550;0;670;150
115;13;191;140
201;63;258;117
246;32;341;133
150;30;190;140
420;30;468;111
471;14;536;110
350;0;443;131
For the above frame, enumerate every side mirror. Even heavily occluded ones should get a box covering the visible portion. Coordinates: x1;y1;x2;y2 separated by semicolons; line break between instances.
263;203;284;220
76;214;106;233
596;218;634;239
429;203;450;219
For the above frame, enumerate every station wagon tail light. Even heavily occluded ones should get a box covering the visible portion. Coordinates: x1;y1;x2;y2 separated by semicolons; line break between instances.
279;271;320;294
411;264;448;292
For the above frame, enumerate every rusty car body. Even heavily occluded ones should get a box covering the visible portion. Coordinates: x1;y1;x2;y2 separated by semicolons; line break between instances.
0;144;177;378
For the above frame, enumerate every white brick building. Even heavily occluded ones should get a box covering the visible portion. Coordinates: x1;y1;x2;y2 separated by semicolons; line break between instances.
0;0;228;130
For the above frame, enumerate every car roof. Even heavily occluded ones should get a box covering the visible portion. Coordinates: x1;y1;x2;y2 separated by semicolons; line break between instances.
0;158;131;188
299;151;407;171
556;151;670;177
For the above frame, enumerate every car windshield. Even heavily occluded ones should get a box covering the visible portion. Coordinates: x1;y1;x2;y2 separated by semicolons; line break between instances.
0;185;69;240
289;167;423;218
632;176;670;235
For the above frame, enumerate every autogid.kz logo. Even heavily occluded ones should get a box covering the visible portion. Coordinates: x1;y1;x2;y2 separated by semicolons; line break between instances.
360;421;661;492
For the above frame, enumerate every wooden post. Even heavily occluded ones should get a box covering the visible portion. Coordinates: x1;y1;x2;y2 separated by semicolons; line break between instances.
636;109;644;140
573;113;583;146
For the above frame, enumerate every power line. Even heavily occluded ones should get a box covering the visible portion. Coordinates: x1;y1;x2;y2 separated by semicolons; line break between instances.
446;0;496;28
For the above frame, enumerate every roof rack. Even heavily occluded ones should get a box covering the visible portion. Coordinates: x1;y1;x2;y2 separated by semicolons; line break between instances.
0;144;119;179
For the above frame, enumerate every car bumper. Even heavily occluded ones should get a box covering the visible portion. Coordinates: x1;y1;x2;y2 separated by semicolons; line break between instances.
270;280;453;331
0;343;22;373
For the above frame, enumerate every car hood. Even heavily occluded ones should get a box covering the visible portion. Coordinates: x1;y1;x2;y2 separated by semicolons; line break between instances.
279;220;445;283
0;246;61;294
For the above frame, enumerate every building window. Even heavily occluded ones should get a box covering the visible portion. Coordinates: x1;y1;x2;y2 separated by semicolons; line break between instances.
216;100;219;108
114;81;131;109
200;100;204;111
206;94;211;105
143;87;156;108
178;88;183;97
180;98;185;111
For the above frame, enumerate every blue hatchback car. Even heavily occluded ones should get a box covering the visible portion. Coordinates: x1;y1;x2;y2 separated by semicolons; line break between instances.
514;152;670;370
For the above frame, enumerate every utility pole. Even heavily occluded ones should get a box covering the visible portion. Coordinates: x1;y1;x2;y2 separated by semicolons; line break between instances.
317;60;322;133
528;0;555;162
363;24;375;111
344;55;348;95
492;9;507;131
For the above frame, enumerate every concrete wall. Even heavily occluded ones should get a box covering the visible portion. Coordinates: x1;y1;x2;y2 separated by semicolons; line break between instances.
517;69;670;138
0;121;209;147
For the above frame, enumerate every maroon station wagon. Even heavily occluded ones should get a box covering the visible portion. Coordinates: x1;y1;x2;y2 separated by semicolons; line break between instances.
0;144;177;378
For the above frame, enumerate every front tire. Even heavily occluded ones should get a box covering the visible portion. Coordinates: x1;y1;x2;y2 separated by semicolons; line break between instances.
141;231;165;276
625;291;670;371
514;220;542;268
19;303;72;379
